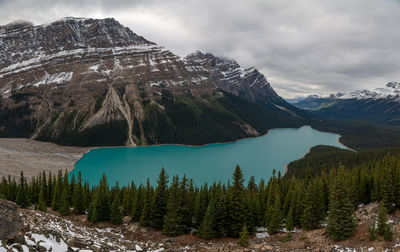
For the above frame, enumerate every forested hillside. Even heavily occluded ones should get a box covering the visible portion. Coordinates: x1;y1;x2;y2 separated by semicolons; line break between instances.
285;145;400;178
1;149;400;242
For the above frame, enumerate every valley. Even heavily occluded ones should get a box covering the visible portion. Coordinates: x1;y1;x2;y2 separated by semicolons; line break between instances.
1;15;400;252
71;126;347;186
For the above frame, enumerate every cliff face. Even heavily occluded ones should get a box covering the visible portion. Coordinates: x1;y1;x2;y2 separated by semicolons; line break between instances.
185;51;284;105
0;18;304;146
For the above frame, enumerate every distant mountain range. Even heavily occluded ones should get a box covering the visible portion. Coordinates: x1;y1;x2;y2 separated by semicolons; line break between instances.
291;82;400;125
0;17;305;146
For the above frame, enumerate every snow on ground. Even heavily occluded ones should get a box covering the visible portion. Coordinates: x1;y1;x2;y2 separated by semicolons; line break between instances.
31;233;69;251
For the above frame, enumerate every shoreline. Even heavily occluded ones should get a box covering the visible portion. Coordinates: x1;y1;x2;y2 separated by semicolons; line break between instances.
74;125;351;177
0;138;89;179
0;125;351;179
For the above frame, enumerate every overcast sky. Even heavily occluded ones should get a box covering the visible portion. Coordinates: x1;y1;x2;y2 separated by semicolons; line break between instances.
1;0;399;98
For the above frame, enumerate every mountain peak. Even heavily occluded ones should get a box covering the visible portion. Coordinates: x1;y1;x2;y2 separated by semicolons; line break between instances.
185;50;287;105
0;17;155;67
386;81;400;89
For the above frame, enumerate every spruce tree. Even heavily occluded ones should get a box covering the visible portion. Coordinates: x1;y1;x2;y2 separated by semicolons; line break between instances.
327;166;355;241
16;171;30;208
377;203;388;236
214;193;230;237
72;172;85;214
121;186;132;216
110;195;123;225
229;165;245;237
384;224;393;241
51;171;63;210
198;198;217;239
368;223;376;241
178;175;191;233
139;179;152;227
267;193;282;234
193;184;209;227
163;175;181;236
286;205;294;232
110;182;123;224
59;186;70;216
131;185;144;222
37;186;47;212
301;179;324;230
95;174;111;221
237;225;249;247
150;168;169;229
87;196;98;222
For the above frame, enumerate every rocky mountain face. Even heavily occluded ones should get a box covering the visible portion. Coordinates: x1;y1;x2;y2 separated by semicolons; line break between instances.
293;82;400;125
185;51;307;119
185;51;284;105
0;17;304;146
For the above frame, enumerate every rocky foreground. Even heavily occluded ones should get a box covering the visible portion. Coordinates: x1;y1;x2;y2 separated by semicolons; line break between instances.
1;199;400;251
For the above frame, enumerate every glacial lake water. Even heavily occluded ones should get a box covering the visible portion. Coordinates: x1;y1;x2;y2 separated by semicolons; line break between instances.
71;126;349;186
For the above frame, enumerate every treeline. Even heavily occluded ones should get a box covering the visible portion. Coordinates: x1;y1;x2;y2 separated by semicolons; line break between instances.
1;154;399;241
285;145;400;178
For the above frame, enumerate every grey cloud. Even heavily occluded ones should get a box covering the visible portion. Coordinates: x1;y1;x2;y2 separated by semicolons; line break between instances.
0;0;399;98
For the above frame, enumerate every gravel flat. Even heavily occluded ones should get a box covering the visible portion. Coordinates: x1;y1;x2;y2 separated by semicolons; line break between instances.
0;138;89;179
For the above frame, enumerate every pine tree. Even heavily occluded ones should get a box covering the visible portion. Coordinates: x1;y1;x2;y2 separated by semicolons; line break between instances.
140;179;152;227
193;184;209;227
87;196;98;222
214;193;230;237
368;223;376;241
380;155;396;212
175;175;191;234
229;165;245;237
384;224;393;241
59;186;70;216
37;186;47;212
150;168;169;229
163;175;181;236
16;171;30;208
110;182;123;224
72;172;85;214
377;203;388;236
286;205;295;232
267;193;282;234
198;198;217;239
327;166;355;241
51;171;63;210
131;185;144;222
121;185;132;216
301;179;324;230
95;174;111;221
110;195;123;225
237;225;249;247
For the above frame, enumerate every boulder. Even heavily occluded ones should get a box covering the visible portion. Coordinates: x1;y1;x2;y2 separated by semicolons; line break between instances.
0;199;23;241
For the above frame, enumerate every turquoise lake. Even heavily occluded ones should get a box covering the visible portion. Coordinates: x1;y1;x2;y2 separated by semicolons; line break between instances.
71;126;349;186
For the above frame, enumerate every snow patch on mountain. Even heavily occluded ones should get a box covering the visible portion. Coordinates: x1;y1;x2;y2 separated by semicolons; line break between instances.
339;82;400;101
32;72;73;87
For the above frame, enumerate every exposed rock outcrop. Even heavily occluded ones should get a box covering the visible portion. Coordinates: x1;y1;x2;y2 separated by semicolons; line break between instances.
0;199;23;241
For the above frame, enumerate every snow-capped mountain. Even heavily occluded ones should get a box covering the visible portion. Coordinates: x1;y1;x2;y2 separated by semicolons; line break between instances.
339;82;400;101
293;82;400;125
185;51;286;105
0;17;303;146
